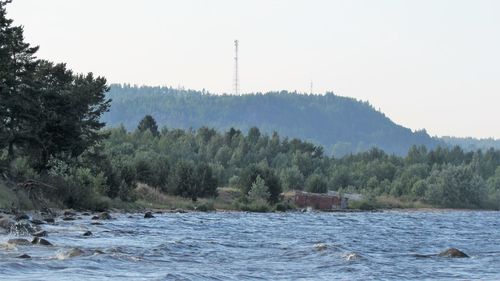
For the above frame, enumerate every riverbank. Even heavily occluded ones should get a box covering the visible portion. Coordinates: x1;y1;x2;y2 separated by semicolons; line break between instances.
1;179;490;213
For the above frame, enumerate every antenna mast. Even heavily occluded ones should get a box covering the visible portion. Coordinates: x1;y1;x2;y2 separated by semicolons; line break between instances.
234;40;239;95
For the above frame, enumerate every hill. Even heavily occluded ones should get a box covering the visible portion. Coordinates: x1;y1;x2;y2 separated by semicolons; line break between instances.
441;136;500;152
102;84;442;156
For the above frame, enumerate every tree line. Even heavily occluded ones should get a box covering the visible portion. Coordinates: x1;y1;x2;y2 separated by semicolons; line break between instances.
102;84;442;157
1;1;499;211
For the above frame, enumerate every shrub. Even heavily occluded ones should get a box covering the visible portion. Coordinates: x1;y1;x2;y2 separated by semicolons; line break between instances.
247;176;270;202
10;157;37;179
275;201;295;212
196;201;215;212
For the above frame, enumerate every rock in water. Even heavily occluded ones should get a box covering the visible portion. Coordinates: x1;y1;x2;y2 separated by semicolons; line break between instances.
7;238;31;246
33;230;47;237
30;219;45;225
0;217;15;231
63;210;76;217
32;237;53;246
5;221;39;236
83;231;93;236
62;248;84;259
15;213;30;221
439;248;469;258
17;254;31;259
313;243;327;251
98;212;112;220
144;211;155;219
344;252;362;261
44;218;55;223
62;217;76;221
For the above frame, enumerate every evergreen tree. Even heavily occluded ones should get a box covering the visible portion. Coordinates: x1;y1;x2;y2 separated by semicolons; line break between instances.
248;175;270;202
137;115;159;137
0;0;39;161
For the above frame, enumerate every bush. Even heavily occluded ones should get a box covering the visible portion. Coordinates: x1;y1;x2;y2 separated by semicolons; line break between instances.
247;176;270;202
196;201;215;212
238;199;271;212
348;199;376;210
239;165;282;203
10;157;37;180
275;201;295;212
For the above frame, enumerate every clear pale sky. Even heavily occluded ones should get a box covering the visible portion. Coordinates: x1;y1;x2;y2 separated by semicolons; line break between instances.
7;0;500;139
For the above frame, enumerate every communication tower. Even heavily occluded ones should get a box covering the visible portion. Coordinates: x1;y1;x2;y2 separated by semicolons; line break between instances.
234;40;239;95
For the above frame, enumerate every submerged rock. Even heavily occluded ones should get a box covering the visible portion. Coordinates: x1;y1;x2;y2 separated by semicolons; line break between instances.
3;220;40;236
14;213;30;221
344;252;362;261
83;231;93;237
313;243;328;251
44;218;55;223
57;248;85;259
30;219;45;225
0;217;15;231
62;217;76;221
17;253;31;259
90;222;102;225
439;248;469;258
7;238;31;246
63;210;76;217
33;230;48;237
32;237;53;246
99;212;112;220
92;212;112;220
144;211;155;219
82;212;91;216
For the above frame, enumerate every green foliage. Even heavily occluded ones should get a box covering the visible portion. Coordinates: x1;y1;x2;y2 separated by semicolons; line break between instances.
239;165;282;203
247;176;270;202
425;165;487;208
102;85;443;157
9;157;37;179
196;200;215;212
0;1;110;173
305;174;328;193
137;115;159;137
170;161;218;201
348;199;376;210
279;166;304;191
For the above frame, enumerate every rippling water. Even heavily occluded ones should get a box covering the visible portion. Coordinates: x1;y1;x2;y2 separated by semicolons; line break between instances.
1;211;500;280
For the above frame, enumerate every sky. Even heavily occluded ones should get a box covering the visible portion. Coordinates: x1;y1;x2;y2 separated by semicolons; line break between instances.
7;0;500;139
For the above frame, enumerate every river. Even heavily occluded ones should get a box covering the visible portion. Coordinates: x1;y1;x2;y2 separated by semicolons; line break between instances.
1;210;499;280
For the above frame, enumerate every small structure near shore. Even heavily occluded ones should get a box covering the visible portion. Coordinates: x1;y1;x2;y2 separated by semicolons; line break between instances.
294;191;348;210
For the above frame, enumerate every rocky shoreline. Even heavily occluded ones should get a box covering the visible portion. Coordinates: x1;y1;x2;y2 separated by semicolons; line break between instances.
1;208;472;261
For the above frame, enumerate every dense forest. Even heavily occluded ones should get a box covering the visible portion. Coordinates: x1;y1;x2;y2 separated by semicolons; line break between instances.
441;136;500;152
103;84;443;156
94;119;500;210
1;1;499;212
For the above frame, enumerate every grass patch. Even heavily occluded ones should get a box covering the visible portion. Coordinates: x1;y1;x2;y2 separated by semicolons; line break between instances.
0;180;34;210
375;195;431;209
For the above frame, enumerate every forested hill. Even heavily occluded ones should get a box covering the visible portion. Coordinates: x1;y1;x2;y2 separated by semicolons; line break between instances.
441;136;500;152
102;84;442;156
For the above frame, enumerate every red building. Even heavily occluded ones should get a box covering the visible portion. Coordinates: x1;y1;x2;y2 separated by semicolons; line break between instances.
294;191;347;210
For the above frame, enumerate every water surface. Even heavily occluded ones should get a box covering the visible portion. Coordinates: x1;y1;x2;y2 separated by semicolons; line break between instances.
1;211;499;280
